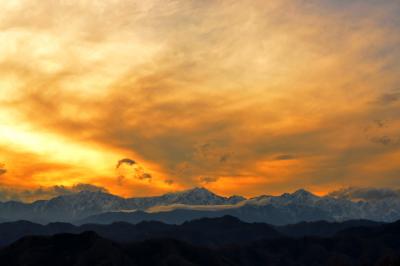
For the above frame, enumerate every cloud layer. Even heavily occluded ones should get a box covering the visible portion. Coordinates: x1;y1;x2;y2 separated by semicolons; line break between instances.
0;0;400;197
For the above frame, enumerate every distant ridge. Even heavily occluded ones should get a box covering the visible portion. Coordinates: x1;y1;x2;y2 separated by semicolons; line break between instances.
80;188;400;225
0;187;245;223
0;215;282;247
0;217;398;266
2;187;400;224
0;216;384;247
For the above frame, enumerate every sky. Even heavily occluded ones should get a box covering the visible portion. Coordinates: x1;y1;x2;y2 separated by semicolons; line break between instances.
1;0;400;201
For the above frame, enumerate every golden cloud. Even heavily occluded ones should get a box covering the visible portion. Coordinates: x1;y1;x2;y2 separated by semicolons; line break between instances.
0;0;400;197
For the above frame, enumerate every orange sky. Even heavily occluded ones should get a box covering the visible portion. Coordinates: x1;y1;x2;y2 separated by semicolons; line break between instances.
1;0;400;201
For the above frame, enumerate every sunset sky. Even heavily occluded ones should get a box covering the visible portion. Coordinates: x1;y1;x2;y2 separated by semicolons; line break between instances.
1;0;400;201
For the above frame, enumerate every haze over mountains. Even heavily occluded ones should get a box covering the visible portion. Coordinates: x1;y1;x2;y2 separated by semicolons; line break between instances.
1;187;400;225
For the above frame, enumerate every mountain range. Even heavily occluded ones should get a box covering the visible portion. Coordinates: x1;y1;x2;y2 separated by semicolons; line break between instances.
0;216;399;266
1;187;400;225
0;216;384;248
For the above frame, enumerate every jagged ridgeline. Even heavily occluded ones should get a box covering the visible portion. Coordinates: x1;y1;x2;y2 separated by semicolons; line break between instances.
1;187;400;224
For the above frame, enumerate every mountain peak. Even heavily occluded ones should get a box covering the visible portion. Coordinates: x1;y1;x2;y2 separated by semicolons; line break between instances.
160;187;243;205
55;190;121;200
275;189;319;205
292;189;316;197
185;187;215;194
183;215;243;228
166;187;217;197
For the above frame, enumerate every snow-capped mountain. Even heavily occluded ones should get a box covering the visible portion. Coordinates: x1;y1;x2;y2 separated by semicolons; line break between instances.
0;187;245;223
245;189;320;206
243;189;400;223
2;187;400;224
150;187;245;205
125;187;245;210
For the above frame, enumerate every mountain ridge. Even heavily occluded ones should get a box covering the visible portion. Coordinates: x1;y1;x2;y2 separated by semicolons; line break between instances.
0;187;245;223
0;217;398;266
2;187;400;224
0;215;385;248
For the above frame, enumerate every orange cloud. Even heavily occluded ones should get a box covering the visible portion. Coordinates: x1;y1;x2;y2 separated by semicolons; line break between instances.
1;0;400;198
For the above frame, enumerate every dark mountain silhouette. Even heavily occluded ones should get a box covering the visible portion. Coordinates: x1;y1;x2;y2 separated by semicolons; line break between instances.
0;232;134;266
79;209;228;225
0;216;384;248
276;219;383;237
79;203;334;225
0;216;282;247
2;220;400;266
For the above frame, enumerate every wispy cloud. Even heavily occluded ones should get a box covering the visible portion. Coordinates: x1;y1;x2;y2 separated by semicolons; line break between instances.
376;90;400;105
199;176;219;184
0;0;400;197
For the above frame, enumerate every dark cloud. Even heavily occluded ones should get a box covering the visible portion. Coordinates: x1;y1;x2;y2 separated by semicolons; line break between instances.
328;187;400;201
370;136;393;146
116;158;152;183
364;119;400;146
116;158;136;169
164;179;174;185
0;183;109;203
377;91;400;105
194;142;234;168
373;119;388;128
363;120;387;133
137;172;152;181
119;171;152;184
195;143;213;159
70;183;108;193
274;154;296;161
0;164;6;175
219;153;232;163
116;175;125;186
200;176;219;184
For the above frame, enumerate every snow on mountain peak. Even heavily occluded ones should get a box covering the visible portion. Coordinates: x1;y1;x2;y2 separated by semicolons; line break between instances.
3;187;400;224
181;187;217;197
290;189;318;199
